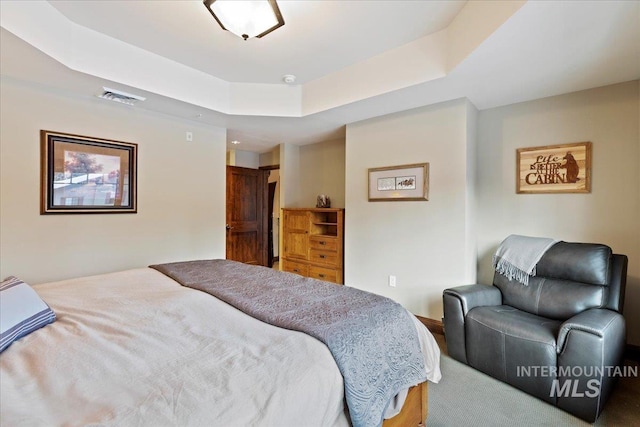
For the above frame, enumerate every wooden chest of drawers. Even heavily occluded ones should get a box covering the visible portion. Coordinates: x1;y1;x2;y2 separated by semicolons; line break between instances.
281;208;344;285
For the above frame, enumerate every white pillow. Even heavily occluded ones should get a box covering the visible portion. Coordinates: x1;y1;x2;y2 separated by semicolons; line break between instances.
0;276;56;352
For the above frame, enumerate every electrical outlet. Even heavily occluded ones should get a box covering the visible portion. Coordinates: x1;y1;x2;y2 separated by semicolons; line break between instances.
389;275;397;287
186;131;193;142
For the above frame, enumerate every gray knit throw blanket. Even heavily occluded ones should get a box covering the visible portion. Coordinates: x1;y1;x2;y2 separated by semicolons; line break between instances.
492;235;558;285
151;259;427;427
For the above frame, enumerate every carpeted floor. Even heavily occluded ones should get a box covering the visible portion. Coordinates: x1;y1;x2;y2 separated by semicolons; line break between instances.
428;334;640;427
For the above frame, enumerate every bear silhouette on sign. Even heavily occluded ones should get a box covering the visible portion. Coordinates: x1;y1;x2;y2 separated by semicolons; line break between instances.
561;151;580;183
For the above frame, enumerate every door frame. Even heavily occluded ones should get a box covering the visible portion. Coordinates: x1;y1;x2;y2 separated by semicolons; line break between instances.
260;165;280;268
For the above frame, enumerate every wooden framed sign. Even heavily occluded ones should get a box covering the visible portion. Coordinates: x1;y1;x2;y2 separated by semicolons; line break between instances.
516;142;591;194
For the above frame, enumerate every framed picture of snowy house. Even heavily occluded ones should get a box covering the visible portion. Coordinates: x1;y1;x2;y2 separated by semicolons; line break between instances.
40;130;137;214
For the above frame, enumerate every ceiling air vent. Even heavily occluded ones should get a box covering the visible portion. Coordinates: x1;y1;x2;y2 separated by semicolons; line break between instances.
98;87;146;106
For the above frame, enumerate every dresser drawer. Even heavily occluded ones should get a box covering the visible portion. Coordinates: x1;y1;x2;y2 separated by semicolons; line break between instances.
281;260;309;276
309;248;339;267
309;266;341;284
309;236;338;251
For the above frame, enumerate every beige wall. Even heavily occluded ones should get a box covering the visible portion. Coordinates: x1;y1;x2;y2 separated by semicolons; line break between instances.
299;138;346;208
0;79;227;284
476;80;640;345
345;99;477;318
227;149;259;169
279;143;301;208
259;146;280;167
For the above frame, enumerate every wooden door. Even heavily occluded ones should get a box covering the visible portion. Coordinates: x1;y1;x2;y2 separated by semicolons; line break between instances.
226;166;268;266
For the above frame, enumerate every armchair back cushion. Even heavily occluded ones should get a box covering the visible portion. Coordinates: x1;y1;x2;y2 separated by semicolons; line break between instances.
493;242;615;320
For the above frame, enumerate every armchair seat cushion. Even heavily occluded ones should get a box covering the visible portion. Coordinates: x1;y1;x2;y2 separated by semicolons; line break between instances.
466;305;562;402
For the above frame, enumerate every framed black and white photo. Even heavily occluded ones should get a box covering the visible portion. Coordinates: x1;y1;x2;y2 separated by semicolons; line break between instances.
368;163;429;201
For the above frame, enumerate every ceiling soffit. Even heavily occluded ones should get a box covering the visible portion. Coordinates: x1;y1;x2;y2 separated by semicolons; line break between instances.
0;1;525;119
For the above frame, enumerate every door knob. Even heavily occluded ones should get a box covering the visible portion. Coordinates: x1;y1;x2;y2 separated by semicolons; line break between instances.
226;224;233;230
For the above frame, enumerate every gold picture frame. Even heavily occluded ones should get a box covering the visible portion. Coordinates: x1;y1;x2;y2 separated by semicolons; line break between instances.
368;163;429;201
40;130;137;214
516;142;591;194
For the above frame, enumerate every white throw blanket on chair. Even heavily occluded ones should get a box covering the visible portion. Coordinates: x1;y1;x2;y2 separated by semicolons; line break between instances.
492;235;558;285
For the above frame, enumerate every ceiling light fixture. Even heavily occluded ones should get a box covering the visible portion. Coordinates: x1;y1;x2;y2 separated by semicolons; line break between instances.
231;140;241;145
203;0;285;41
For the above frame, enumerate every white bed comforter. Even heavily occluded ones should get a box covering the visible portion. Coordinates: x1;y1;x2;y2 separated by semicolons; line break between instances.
0;268;440;427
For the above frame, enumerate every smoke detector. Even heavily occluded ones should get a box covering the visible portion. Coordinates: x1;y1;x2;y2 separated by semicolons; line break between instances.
98;87;146;106
282;74;296;84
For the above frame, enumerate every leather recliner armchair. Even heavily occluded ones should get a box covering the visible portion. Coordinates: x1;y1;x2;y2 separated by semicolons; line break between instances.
443;241;627;422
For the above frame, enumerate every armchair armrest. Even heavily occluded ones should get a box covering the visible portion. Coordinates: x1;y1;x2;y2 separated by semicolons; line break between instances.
443;284;502;316
556;308;626;422
442;284;502;363
557;308;625;355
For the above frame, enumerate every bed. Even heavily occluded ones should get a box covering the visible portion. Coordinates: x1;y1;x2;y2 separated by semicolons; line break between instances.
0;260;441;427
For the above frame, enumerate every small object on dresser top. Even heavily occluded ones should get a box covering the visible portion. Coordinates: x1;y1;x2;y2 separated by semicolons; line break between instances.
316;194;331;208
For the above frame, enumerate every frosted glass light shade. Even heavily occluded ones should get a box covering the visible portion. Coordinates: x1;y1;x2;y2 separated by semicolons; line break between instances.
204;0;285;40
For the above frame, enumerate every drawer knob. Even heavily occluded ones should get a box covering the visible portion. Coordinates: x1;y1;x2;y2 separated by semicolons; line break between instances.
293;269;299;273
319;255;326;259
319;274;325;278
319;241;326;245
